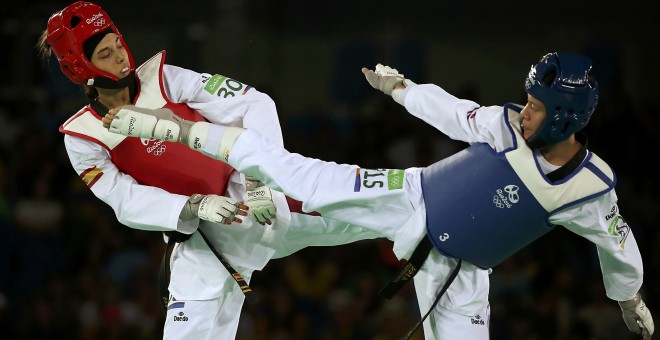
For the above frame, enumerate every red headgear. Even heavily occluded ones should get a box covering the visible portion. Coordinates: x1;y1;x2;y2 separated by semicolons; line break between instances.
46;1;135;86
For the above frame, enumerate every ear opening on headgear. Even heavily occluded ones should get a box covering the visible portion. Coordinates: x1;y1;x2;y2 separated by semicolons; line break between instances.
542;70;556;86
70;16;82;28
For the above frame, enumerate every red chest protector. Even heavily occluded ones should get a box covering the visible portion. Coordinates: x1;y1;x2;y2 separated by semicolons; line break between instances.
60;51;235;196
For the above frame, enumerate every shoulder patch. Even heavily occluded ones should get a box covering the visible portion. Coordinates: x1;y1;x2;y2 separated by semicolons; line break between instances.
80;166;103;188
203;74;249;98
354;168;405;192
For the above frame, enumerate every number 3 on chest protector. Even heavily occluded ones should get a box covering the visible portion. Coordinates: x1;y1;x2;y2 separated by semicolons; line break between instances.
439;233;449;241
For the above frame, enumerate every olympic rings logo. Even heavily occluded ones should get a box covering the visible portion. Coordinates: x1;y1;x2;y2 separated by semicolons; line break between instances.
493;196;505;208
145;139;167;156
153;145;166;156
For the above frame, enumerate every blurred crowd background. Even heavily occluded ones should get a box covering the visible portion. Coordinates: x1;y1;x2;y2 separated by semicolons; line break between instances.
1;0;659;339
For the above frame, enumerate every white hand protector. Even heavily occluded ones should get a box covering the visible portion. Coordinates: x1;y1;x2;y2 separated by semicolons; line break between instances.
363;64;415;104
198;194;243;224
180;193;243;224
245;176;276;225
619;293;654;338
108;105;193;143
364;64;405;95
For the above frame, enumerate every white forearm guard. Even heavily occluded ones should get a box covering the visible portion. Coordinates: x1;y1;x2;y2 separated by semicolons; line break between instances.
110;105;191;143
109;105;246;164
186;123;245;163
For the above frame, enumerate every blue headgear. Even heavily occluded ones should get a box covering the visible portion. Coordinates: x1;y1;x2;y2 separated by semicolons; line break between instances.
524;52;599;148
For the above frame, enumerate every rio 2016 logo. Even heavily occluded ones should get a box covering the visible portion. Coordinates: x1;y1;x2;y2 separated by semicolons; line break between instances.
493;184;519;209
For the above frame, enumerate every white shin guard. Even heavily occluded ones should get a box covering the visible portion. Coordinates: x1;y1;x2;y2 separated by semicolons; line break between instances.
186;122;245;163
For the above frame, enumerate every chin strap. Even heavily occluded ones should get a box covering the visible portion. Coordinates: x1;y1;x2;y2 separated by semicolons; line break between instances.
87;72;138;115
89;71;136;89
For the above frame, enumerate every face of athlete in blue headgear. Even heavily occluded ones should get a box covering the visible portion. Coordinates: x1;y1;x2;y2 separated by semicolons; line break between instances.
522;52;599;149
519;94;548;144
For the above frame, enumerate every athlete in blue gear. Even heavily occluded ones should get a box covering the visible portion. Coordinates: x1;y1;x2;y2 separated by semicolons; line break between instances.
105;52;654;339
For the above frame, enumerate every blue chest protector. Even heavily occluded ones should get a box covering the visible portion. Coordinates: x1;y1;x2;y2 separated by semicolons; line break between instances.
421;104;616;269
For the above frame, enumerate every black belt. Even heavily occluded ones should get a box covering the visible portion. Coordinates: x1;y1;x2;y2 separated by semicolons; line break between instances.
378;236;434;299
157;235;178;310
378;236;462;340
157;229;258;312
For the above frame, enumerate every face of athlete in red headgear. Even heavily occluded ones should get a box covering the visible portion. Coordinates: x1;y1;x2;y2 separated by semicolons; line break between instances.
46;1;135;86
87;32;132;81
